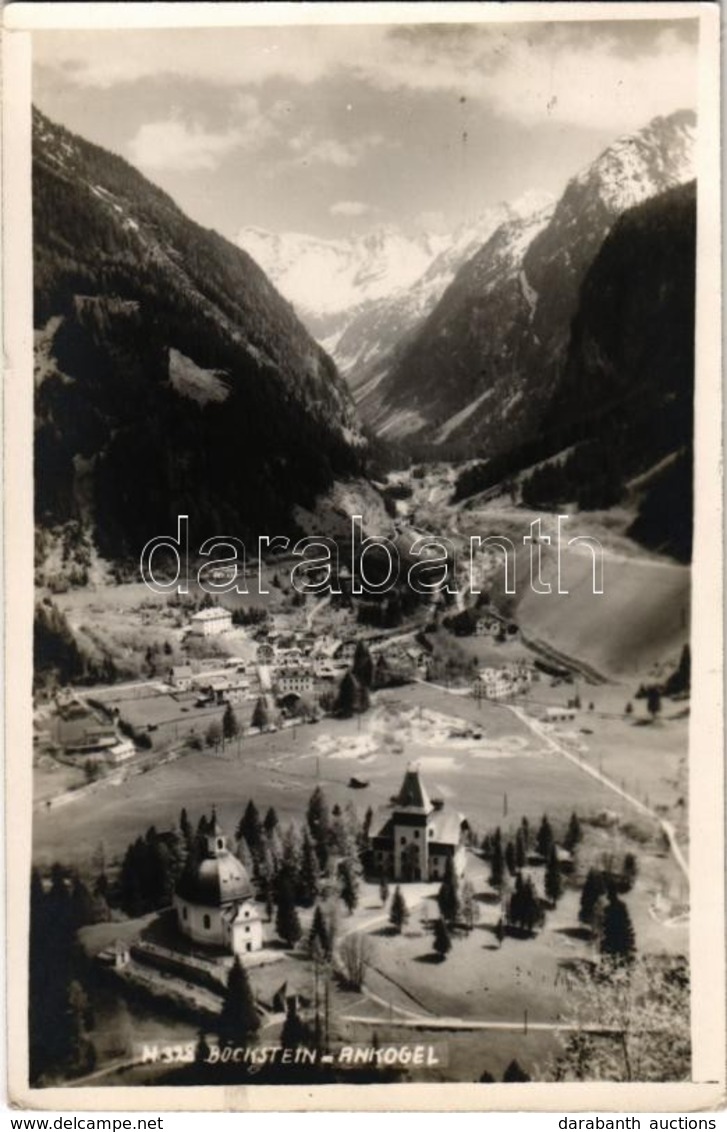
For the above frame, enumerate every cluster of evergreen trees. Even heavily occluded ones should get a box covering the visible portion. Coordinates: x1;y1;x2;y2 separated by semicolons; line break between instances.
334;641;374;717
520;439;625;511
479;812;583;939
579;857;639;961
34;598;117;691
118;826;185;916
229;788;366;953
29;866;102;1084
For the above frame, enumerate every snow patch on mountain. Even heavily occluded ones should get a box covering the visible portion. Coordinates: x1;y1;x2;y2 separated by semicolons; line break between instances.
236;224;445;329
434;389;494;444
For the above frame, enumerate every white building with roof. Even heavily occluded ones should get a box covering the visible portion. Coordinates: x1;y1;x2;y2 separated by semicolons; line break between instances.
190;606;233;636
173;813;263;957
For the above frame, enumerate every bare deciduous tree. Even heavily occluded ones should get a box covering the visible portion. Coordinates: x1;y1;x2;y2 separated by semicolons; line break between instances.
338;932;374;991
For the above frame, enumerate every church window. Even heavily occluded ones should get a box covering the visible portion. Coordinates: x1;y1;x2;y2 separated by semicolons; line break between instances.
400;836;406;845
182;906;188;920
414;830;420;839
203;914;211;930
217;838;224;850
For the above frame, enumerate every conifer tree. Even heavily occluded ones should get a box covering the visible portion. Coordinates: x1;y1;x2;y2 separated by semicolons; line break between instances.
280;999;312;1052
515;828;527;869
545;845;562;905
218;957;259;1044
503;1059;531;1082
536;814;554;859
352;640;375;688
389;886;409;934
275;883;302;947
222;702;239;742
336;671;370;717
297;829;320;907
489;837;505;892
307;785;331;870
339;858;360;914
433;917;452;960
505;840;517;876
622;852;638;893
437;856;461;925
307;785;330;847
460;877;479;931
600;891;636;963
251;696;271;731
308;904;331;960
646;686;662;720
280;823;302;890
195;1030;211;1064
179;808;193;849
579;868;607;927
237;800;263;858
263;806;279;835
508;872;543;934
564;811;582;853
520;816;531;849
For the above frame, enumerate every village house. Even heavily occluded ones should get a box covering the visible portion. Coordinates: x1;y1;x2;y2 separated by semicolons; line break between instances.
196;675;251;706
311;635;341;660
542;705;577;723
168;664;195;691
335;640;358;664
473;663;533;701
475;617;501;637
276;646;305;670
190;606;233;636
256;642;275;665
369;764;468;882
313;659;347;682
106;735;137;764
174;813;263;957
274;669;315;698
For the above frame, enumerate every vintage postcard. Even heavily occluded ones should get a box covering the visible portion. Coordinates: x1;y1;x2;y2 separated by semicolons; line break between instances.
3;1;724;1113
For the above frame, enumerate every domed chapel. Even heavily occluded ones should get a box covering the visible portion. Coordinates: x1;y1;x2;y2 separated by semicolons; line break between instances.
174;811;263;957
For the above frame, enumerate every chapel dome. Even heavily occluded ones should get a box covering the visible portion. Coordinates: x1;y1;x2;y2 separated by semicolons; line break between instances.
175;848;253;907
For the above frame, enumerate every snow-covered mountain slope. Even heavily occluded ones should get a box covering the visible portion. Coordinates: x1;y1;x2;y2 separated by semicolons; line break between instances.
334;193;554;395
236;224;447;340
363;109;696;453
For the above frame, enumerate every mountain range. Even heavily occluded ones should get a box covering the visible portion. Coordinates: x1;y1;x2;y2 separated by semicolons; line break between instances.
238;110;694;474
355;109;696;456
33;105;697;577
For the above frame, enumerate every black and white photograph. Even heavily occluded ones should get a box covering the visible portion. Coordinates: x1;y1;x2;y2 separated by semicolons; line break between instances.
3;0;723;1111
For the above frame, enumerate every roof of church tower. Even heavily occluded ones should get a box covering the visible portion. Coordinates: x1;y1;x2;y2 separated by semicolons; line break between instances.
396;764;432;813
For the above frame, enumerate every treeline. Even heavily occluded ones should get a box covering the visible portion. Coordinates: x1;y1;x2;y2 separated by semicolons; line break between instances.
29;865;104;1084
520;438;625;511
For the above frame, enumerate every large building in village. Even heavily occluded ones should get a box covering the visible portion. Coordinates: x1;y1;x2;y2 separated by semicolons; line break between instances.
174;813;263;957
369;764;468;882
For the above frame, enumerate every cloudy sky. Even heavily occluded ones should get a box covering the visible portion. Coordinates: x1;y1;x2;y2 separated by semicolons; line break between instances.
33;17;698;241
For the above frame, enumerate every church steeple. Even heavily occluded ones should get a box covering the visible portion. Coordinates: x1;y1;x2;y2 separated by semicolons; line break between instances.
205;807;227;857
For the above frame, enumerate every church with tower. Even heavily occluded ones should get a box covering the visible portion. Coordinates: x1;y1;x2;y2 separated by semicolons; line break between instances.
369;764;468;882
173;812;263;957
